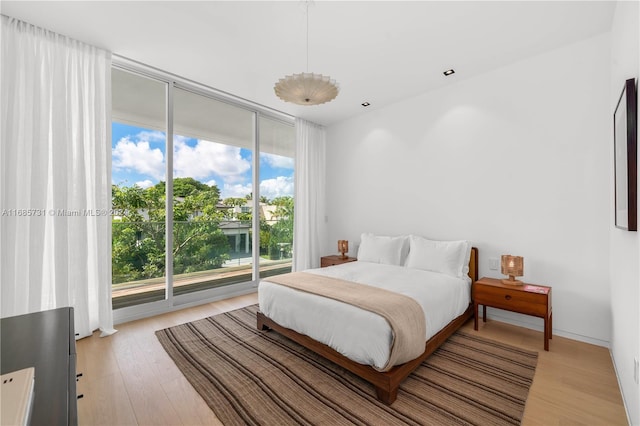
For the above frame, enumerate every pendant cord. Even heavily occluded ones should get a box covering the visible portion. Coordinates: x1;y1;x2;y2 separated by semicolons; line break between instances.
306;1;309;72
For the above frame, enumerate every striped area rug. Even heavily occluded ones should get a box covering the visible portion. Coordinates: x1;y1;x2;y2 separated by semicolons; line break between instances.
156;304;537;426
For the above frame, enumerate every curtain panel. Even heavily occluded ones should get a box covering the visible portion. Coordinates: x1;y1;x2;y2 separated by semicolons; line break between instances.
1;16;115;337
292;118;326;271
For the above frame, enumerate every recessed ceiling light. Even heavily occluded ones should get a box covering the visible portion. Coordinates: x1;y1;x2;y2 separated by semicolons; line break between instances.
361;102;371;107
443;69;455;76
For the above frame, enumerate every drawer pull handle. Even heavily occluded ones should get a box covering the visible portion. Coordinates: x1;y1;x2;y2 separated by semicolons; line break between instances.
505;295;512;300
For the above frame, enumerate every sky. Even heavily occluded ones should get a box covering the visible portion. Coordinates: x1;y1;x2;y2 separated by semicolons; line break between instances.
112;122;294;201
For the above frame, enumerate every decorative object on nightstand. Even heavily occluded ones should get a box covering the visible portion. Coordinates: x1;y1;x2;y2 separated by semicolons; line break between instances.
501;254;523;285
473;277;552;351
338;240;349;259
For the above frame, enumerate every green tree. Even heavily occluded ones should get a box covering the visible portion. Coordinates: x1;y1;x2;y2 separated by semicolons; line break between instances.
173;177;218;198
112;180;230;284
267;196;294;259
271;196;294;219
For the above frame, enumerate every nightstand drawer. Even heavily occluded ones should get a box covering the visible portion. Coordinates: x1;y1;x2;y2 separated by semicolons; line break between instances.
473;285;547;317
320;255;357;267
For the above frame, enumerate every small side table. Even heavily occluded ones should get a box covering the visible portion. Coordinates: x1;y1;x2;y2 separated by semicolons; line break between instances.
473;277;552;351
320;255;357;268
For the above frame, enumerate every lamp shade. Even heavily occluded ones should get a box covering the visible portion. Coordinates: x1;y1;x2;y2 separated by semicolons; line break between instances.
338;240;348;259
501;255;524;285
274;73;339;106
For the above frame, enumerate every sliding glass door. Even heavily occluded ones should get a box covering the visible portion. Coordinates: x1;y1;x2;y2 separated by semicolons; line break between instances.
258;116;295;278
111;68;168;309
172;87;255;296
110;64;295;312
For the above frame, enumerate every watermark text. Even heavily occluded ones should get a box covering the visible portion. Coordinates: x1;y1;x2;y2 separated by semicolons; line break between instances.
2;208;125;217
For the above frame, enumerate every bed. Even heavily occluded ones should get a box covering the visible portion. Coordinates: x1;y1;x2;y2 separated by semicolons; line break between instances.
257;234;478;405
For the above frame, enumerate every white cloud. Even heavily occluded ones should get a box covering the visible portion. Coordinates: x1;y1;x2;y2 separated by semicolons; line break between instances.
219;176;293;201
221;183;252;199
205;179;217;188
261;153;294;169
174;139;251;182
260;176;294;200
135;179;154;189
112;136;165;180
137;130;166;143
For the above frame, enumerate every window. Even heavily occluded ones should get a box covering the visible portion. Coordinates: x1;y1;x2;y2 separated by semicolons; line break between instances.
111;68;168;309
110;64;294;315
258;116;295;278
172;87;255;295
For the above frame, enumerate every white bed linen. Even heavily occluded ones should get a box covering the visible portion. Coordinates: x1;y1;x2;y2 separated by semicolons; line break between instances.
258;261;471;370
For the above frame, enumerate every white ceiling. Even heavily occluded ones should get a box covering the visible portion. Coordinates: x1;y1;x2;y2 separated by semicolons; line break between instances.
2;1;616;126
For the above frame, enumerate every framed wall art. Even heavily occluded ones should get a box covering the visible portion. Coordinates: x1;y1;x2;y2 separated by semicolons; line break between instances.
614;78;637;231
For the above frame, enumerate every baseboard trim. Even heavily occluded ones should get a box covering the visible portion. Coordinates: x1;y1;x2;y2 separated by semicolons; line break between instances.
609;350;633;426
486;312;610;348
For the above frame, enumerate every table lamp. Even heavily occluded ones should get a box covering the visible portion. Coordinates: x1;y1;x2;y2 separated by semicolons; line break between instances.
501;255;524;285
338;240;349;259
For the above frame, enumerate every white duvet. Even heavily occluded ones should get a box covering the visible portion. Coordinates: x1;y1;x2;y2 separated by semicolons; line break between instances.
258;261;471;370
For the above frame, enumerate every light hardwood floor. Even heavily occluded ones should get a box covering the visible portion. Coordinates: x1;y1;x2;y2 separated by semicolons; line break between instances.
76;293;629;425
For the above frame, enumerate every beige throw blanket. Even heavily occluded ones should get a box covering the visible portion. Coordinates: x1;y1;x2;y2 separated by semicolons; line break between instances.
265;272;427;371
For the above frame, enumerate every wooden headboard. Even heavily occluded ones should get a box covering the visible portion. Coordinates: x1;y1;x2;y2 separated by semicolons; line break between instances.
468;247;478;283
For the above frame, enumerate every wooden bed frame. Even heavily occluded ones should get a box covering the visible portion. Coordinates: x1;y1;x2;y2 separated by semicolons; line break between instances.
257;247;478;405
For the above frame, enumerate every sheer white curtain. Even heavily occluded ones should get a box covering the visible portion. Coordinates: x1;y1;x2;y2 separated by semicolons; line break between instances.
1;16;115;338
292;118;327;271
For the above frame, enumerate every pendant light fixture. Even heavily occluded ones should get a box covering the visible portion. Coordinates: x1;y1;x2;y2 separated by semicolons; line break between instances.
274;2;339;106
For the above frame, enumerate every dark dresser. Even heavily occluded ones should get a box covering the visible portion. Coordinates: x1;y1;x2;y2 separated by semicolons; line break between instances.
1;307;78;425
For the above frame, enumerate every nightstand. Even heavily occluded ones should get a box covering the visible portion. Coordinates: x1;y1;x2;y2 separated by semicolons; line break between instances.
473;277;552;351
320;255;357;268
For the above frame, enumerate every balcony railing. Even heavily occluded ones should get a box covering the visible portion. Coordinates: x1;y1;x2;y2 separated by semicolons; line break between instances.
112;220;292;309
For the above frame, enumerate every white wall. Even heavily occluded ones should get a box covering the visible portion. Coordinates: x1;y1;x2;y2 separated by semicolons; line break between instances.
325;33;612;345
610;1;639;424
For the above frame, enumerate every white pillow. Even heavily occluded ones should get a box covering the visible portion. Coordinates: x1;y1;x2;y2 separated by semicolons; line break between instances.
405;235;470;278
357;233;409;266
461;243;472;277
